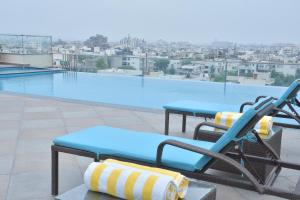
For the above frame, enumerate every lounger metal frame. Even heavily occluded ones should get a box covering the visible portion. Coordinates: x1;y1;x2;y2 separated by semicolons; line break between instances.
165;83;300;135
252;95;300;129
51;100;300;199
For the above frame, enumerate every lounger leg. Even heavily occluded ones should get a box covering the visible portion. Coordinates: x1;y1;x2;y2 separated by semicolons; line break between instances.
51;146;59;196
182;114;186;133
165;110;170;135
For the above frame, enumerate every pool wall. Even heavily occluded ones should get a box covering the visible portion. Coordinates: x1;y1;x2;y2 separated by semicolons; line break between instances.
0;66;64;78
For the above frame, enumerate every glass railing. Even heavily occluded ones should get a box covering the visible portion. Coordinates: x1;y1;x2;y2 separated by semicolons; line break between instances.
0;34;52;54
188;60;300;87
58;54;300;87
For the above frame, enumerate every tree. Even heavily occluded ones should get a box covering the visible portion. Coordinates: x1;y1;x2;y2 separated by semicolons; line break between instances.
53;39;67;46
84;34;109;50
96;58;109;69
295;69;300;79
227;70;238;76
271;70;295;86
245;71;253;78
166;66;176;75
77;55;87;64
154;59;170;73
213;74;226;82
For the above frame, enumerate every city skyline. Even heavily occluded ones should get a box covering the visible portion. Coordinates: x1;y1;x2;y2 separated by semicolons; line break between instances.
1;0;300;44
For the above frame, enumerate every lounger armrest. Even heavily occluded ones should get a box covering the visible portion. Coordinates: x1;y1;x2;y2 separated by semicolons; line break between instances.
239;102;255;112
255;96;267;103
241;96;278;112
193;122;228;140
156;139;264;194
255;96;278;103
156;139;218;167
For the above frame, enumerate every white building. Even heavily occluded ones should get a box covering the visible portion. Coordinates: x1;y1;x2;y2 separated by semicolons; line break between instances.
93;47;100;53
122;55;141;70
53;53;63;66
168;59;181;69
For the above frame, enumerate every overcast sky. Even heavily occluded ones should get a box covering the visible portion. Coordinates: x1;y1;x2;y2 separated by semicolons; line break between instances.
1;0;300;44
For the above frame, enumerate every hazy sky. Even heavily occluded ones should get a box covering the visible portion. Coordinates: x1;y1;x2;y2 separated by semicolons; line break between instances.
1;0;300;44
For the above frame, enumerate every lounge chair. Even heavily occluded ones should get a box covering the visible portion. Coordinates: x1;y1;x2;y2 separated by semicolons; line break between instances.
52;98;300;199
164;79;300;135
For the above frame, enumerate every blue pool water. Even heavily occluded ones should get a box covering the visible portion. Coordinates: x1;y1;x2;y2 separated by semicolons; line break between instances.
0;71;287;109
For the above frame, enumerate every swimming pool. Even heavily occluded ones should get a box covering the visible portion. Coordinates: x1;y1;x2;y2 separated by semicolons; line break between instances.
0;71;287;109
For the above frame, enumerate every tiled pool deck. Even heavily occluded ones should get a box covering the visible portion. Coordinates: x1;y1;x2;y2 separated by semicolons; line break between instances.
0;92;299;200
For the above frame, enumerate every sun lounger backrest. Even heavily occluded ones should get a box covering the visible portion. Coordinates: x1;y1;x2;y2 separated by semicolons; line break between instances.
214;98;274;152
197;98;275;170
275;79;300;107
211;98;273;154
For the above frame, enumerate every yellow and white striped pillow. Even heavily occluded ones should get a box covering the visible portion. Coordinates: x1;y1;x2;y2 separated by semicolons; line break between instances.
84;159;189;200
214;112;273;135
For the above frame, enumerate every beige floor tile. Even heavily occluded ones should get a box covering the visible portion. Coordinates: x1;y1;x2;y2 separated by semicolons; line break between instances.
0;113;22;120
16;139;52;154
0;105;24;112
19;127;65;140
0;175;9;200
7;172;53;200
0;155;14;174
0;120;20;129
24;106;58;113
12;152;78;175
0;129;19;141
61;110;99;119
64;118;104;127
22;111;61;120
21;119;64;130
0;141;16;156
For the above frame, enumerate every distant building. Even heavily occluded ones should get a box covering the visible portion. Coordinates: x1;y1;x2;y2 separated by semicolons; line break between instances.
53;53;63;66
168;59;181;69
108;55;143;71
119;35;146;49
93;47;100;53
122;55;141;70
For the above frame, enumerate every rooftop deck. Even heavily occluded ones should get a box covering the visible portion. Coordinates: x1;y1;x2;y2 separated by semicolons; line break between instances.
0;92;299;200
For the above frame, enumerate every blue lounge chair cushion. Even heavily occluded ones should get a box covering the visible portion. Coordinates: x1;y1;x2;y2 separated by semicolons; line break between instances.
198;107;258;165
54;126;216;172
163;100;240;116
54;103;267;172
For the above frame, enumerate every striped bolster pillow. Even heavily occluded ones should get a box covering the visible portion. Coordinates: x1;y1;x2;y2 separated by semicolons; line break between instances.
214;112;273;135
84;159;189;200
